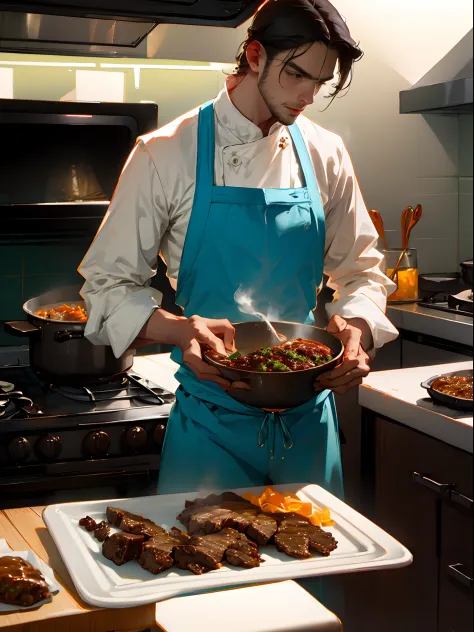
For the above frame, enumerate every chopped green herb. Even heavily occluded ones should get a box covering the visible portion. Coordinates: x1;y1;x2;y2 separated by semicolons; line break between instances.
227;351;241;360
257;363;268;372
267;359;291;372
276;348;315;364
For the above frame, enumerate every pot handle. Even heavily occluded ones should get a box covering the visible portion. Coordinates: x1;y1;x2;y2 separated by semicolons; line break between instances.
54;330;85;343
4;321;40;336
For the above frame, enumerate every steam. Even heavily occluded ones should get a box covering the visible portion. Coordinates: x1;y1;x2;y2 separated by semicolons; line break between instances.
234;286;280;343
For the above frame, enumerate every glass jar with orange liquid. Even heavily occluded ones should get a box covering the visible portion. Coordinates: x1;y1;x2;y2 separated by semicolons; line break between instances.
383;248;419;302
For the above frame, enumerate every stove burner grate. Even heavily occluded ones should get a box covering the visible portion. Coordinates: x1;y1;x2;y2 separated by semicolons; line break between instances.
419;296;473;318
49;374;168;405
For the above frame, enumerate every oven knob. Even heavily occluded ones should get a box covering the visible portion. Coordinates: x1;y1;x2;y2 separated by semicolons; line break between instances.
125;426;148;451
153;424;166;448
84;431;110;457
8;437;31;461
36;434;62;460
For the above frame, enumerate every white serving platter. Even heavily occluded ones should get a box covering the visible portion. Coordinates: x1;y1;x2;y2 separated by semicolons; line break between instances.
43;484;412;608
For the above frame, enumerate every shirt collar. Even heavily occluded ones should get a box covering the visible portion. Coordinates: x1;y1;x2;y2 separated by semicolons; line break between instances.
214;84;284;145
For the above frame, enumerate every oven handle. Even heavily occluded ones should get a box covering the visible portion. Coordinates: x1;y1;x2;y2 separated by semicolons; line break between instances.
0;468;157;491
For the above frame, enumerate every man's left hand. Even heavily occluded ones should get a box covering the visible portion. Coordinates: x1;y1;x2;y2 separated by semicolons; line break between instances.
314;315;371;395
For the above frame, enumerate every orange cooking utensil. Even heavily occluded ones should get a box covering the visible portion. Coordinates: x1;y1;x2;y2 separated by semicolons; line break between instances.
404;204;423;248
368;209;389;250
390;205;423;281
400;206;414;250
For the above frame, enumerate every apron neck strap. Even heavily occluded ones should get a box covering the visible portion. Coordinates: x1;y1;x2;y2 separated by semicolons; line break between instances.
288;122;320;203
196;100;216;190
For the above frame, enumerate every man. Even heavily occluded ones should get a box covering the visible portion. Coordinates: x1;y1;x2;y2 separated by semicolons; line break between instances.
79;0;398;497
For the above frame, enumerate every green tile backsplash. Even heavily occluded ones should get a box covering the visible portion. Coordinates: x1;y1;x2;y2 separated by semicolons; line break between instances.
0;238;165;355
0;51;226;353
0;239;91;346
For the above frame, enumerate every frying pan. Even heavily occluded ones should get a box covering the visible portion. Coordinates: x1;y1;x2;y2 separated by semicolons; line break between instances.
203;321;344;409
421;369;473;412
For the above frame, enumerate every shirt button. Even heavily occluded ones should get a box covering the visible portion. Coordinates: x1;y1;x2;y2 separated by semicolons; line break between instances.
230;155;242;167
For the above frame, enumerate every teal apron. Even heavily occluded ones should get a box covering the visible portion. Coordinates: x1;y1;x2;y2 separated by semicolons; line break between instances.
158;100;343;501
158;100;345;613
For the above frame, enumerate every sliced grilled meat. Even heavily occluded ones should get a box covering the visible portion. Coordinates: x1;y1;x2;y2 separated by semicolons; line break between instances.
79;515;97;532
246;514;278;545
105;507;123;527
174;528;242;575
102;533;145;566
0;556;51;607
178;493;257;534
106;507;167;538
224;535;263;569
177;493;278;543
93;521;110;542
138;528;190;575
274;518;338;558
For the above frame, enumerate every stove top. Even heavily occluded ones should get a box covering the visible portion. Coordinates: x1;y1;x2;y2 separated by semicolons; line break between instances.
418;290;473;318
0;365;175;507
0;365;175;421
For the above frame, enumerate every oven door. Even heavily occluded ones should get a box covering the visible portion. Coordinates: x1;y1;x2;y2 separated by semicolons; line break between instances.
0;455;160;509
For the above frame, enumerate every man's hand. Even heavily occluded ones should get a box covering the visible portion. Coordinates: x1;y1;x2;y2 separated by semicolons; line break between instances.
173;315;236;389
134;310;239;389
315;315;371;395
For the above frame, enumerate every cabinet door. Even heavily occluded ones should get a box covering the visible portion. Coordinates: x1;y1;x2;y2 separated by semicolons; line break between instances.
350;417;473;632
438;501;473;632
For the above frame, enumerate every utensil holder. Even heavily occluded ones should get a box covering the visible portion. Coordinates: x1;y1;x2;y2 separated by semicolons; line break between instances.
383;248;419;302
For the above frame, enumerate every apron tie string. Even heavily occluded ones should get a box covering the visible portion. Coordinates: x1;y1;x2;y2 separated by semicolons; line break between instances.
258;412;294;460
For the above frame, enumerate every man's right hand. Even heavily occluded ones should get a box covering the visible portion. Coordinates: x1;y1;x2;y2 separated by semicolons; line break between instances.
172;315;236;388
135;310;237;389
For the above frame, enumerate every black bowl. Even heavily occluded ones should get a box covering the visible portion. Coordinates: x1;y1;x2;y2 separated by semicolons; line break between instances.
203;321;344;410
421;369;473;412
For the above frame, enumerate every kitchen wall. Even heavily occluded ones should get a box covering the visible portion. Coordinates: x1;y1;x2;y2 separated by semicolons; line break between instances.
459;114;473;263
306;0;473;274
0;58;230;347
0;0;472;347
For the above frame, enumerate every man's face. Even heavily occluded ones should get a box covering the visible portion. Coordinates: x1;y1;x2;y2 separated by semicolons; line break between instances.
257;42;339;125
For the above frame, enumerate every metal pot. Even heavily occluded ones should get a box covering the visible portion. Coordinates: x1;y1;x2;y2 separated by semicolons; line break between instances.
421;369;473;412
203;321;344;410
460;259;473;287
5;286;134;385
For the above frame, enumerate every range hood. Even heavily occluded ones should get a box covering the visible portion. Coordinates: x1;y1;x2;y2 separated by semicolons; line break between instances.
400;29;473;115
0;0;260;58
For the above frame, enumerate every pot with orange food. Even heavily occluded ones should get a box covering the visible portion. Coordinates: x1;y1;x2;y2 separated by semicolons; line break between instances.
5;286;134;384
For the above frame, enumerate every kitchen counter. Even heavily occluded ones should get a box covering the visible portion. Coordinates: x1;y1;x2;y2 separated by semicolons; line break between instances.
133;352;180;393
387;302;472;347
0;507;157;632
133;355;474;453
359;361;473;452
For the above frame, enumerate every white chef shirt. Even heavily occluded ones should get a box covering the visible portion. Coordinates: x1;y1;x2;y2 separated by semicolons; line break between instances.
79;85;398;358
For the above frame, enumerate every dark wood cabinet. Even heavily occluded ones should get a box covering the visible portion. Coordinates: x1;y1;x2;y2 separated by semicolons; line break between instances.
438;500;473;632
343;413;473;632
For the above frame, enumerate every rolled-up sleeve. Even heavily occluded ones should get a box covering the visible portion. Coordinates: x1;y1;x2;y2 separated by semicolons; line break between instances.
79;140;169;358
323;144;399;350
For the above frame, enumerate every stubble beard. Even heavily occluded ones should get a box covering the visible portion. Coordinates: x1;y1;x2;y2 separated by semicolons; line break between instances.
257;69;296;127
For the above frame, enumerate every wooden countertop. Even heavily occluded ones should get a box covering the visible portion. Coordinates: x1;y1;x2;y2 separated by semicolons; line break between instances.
0;506;158;632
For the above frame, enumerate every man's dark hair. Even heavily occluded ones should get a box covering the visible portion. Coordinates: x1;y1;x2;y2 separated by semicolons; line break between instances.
234;0;363;101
